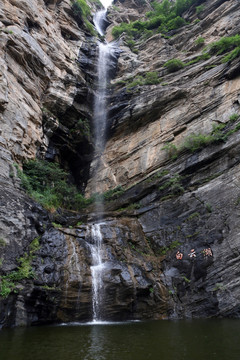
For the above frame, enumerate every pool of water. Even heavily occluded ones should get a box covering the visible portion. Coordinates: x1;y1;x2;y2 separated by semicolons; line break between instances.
0;319;239;360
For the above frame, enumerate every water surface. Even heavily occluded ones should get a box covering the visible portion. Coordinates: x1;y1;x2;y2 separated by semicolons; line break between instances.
1;319;239;360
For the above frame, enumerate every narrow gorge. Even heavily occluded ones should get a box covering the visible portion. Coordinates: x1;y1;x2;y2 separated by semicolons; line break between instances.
0;0;240;328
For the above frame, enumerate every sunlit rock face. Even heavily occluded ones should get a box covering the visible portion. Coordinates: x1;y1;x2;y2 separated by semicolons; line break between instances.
86;0;240;194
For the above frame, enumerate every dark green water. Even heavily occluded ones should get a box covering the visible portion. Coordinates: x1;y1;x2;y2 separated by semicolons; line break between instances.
0;319;239;360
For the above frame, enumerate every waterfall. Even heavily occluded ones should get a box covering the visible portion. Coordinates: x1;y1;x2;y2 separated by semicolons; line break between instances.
93;10;107;37
89;223;105;321
92;10;119;191
87;8;118;322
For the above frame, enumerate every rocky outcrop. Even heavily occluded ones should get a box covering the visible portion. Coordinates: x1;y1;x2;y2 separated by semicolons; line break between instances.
86;0;240;193
0;0;100;188
0;183;169;327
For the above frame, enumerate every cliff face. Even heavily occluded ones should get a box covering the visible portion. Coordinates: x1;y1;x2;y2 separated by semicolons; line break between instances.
87;0;240;193
0;0;96;187
1;0;240;327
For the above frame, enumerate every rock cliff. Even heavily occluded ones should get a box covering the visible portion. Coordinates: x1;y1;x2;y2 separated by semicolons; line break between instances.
1;0;240;327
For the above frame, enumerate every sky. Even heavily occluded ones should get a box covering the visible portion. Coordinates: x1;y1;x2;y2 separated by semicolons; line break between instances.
100;0;113;9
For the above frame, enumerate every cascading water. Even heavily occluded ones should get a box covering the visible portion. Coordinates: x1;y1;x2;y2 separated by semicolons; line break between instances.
88;9;119;321
89;223;105;321
93;10;107;37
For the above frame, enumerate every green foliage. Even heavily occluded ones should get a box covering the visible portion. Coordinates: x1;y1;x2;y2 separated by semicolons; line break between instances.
159;174;184;195
17;160;92;211
195;37;205;45
116;203;141;212
145;72;160;85
185;53;211;66
112;0;197;40
213;283;225;291
195;5;204;14
126;76;144;90
0;29;14;34
125;38;137;52
206;203;212;213
149;169;169;181
52;222;63;228
162;115;240;161
166;16;186;31
0;278;16;298
73;0;91;18
222;46;240;63
126;72;161;91
0;238;6;247
182;276;191;283
29;237;41;253
0;238;40;298
209;34;240;57
163;58;185;72
71;118;91;139
158;240;181;255
103;185;125;201
229;113;239;122
162;143;178;159
182;133;213;152
186;212;200;221
72;0;95;35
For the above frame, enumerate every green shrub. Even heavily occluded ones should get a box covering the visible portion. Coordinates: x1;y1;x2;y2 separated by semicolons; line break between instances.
196;5;204;14
72;0;95;34
166;16;186;31
145;72;160;85
185;53;210;66
222;46;240;63
159;174;184;195
17;160;92;211
162;143;178;159
112;0;198;39
229;113;239;122
103;185;125;201
0;237;40;298
209;34;240;55
126;76;144;90
195;37;205;45
182;133;213;152
73;0;91;18
164;58;185;72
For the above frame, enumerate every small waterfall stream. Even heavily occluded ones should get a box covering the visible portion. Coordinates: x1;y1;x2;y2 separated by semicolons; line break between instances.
89;223;105;321
93;10;107;37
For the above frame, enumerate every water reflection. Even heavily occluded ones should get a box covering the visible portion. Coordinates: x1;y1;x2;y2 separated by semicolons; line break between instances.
84;325;105;360
1;319;240;360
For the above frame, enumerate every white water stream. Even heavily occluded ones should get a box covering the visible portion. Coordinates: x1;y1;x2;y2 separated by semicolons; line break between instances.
89;223;106;321
87;4;121;321
90;9;117;321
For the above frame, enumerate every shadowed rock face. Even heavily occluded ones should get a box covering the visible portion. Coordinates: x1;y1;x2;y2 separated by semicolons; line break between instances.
0;184;169;327
1;0;240;328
